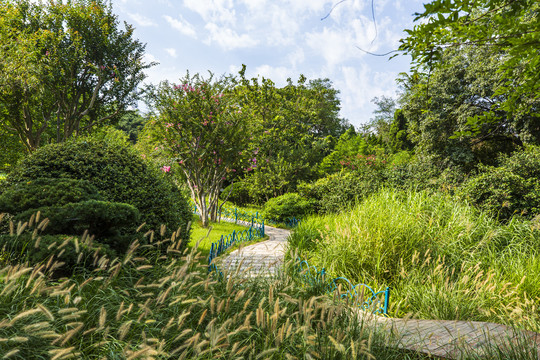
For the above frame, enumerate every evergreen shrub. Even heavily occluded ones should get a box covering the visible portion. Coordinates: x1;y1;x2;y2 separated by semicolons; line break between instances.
262;193;314;222
6;140;192;243
459;147;540;221
220;180;252;207
0;178;102;214
298;171;381;214
14;201;139;251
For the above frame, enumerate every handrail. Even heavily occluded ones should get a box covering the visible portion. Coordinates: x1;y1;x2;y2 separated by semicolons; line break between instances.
297;258;390;315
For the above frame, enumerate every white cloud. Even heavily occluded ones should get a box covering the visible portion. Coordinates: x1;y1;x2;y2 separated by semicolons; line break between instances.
253;65;292;85
337;65;397;123
164;15;197;38
165;48;177;58
306;27;363;68
204;23;258;50
183;0;237;25
288;48;305;68
128;13;157;27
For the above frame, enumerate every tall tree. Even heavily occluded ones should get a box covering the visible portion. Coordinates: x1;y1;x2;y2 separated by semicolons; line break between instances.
0;0;151;152
399;0;540;135
234;66;348;202
398;46;536;167
147;73;250;228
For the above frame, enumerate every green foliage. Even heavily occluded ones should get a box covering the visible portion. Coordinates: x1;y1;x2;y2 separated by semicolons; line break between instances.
5;139;192;243
146;72;249;227
15;201;139;251
262;193;314;222
399;46;530;168
0;0;151;152
459;146;540;221
0;128;24;172
0;233;115;275
235;67;349;201
0;178;102;215
318;128;384;175
299;171;381;214
116;110;147;143
220;180;252;207
400;0;540;145
289;188;540;324
388;109;413;152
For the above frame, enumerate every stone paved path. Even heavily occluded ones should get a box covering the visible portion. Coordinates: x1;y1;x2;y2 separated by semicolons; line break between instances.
218;222;540;358
219;224;289;277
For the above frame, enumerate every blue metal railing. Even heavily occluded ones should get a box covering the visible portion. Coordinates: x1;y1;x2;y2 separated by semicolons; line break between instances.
207;220;265;273
297;258;390;315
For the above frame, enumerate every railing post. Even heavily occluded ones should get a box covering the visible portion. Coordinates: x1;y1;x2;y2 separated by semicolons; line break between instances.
262;220;265;237
383;287;390;315
251;216;254;228
232;230;236;246
235;208;238;224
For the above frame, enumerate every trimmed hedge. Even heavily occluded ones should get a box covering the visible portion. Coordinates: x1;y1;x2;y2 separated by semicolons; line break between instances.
0;233;115;276
0;178;102;214
15;200;139;252
6;140;192;243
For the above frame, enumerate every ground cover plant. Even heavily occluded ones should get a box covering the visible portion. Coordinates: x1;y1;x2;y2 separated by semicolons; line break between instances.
288;188;540;331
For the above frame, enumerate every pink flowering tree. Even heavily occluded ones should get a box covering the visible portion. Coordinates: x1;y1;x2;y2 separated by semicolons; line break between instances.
148;73;250;227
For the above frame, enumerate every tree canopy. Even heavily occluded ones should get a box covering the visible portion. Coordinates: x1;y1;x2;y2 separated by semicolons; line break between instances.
399;0;540;136
0;0;151;152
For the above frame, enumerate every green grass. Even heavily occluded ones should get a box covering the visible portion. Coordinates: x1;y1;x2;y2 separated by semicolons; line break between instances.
188;216;257;256
0;199;538;358
288;188;540;330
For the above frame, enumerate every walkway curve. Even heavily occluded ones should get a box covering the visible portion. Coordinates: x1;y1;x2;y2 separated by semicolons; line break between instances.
219;223;289;277
217;222;540;359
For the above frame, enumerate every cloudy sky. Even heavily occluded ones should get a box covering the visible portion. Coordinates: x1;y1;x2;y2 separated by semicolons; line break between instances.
112;0;425;128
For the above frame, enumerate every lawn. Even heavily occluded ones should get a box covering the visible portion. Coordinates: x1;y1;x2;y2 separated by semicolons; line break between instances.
188;216;256;256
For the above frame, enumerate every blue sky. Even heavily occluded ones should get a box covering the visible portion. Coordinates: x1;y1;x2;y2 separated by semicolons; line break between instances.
112;0;425;128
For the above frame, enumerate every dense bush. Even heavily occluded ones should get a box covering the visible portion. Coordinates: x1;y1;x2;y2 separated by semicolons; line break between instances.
0;233;115;276
0;178;102;214
298;170;381;214
262;193;314;222
459;146;540;221
220;180;252;207
6;139;192;243
15;201;140;252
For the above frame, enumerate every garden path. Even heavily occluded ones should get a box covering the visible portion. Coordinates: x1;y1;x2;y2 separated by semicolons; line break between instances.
219;224;540;359
219;223;289;277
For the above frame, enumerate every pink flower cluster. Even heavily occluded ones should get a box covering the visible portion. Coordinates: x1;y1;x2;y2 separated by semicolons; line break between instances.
161;165;171;173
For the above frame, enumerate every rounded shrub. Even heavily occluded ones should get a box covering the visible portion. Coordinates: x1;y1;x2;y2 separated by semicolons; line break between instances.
6;139;192;244
459;146;540;221
298;170;381;214
220;181;252;207
0;233;115;277
0;178;102;214
262;193;314;222
15;200;140;252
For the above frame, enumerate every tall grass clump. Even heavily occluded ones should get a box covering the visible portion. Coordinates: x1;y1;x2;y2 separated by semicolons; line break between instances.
0;213;434;359
288;188;540;329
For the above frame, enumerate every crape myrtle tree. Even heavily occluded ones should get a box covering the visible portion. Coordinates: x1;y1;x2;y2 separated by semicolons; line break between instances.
0;0;151;152
148;73;250;228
